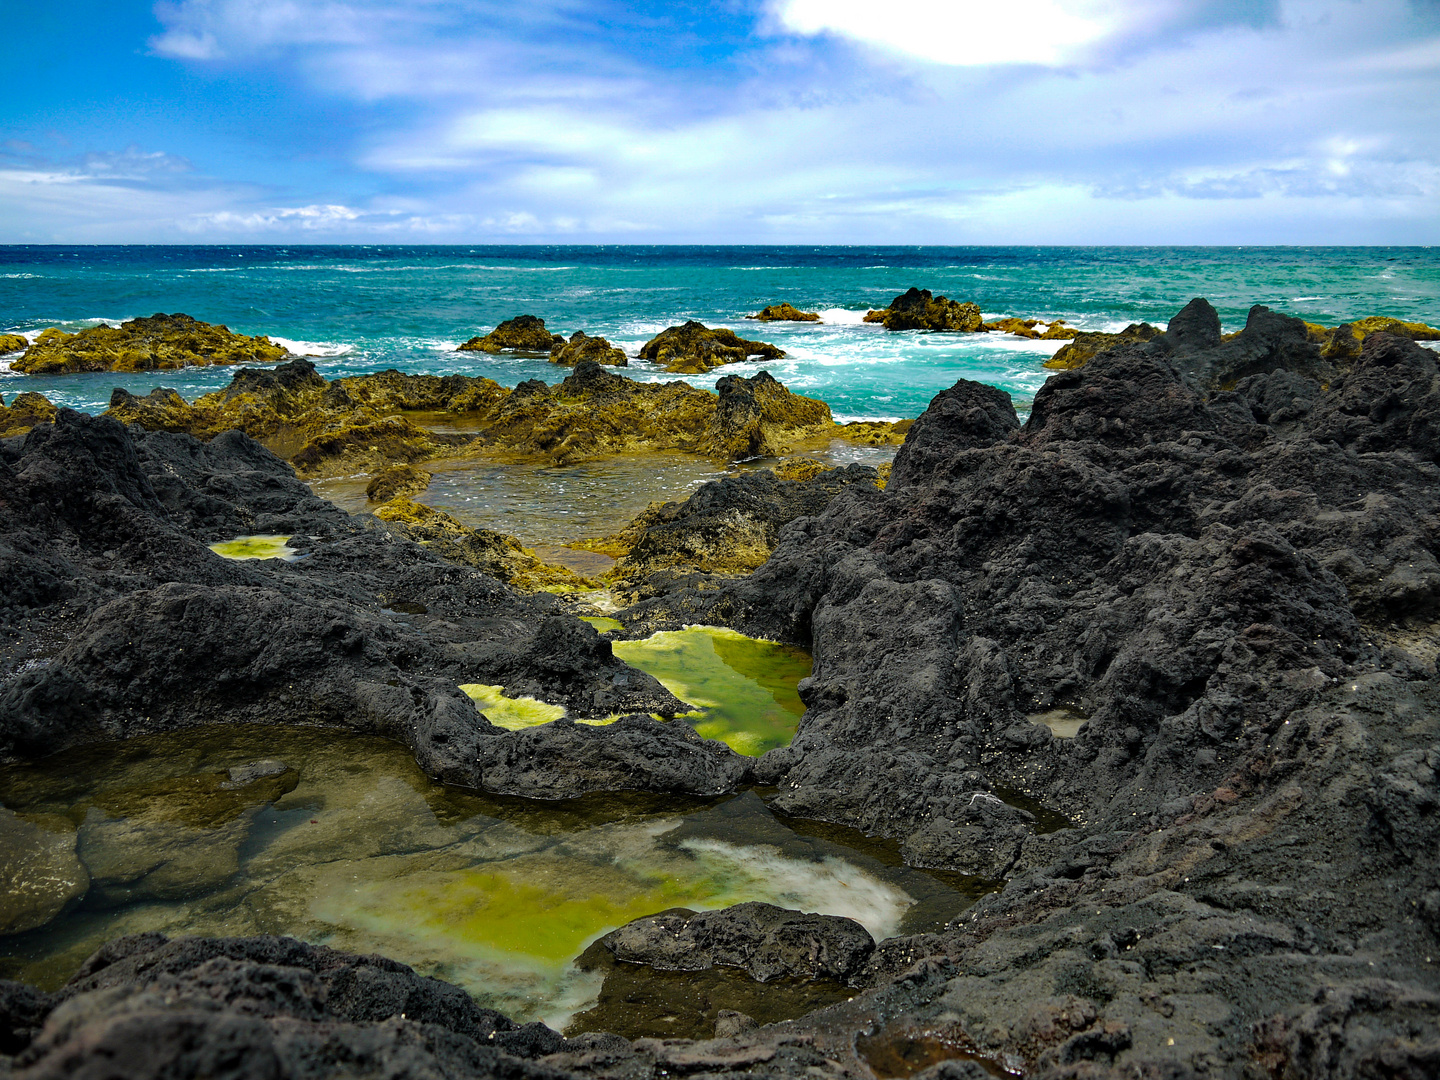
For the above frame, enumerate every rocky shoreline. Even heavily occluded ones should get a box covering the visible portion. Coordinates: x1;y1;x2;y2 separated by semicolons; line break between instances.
3;296;1440;1077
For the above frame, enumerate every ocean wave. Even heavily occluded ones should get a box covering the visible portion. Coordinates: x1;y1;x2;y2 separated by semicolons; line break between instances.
730;266;799;271
183;267;247;273
816;308;871;325
2;273;40;279
1291;296;1323;302
271;337;355;357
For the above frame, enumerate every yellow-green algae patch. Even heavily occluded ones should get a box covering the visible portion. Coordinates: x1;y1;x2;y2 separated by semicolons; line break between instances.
460;685;567;730
611;626;811;756
207;534;299;561
580;616;623;632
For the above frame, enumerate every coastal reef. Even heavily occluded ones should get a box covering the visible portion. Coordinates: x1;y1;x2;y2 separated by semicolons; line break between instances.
0;334;27;354
457;314;564;354
748;304;821;323
550;330;628;367
980;317;1077;340
102;357;860;472
864;287;983;332
638;321;786;374
10;314;288;376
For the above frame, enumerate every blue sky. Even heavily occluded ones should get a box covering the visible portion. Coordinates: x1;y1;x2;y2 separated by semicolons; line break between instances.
2;0;1438;243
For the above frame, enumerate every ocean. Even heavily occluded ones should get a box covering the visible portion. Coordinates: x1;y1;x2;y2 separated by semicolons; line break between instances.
4;245;1439;423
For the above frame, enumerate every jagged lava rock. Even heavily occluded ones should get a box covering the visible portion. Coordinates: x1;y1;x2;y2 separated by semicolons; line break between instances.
748;303;821;323
457;314;564;354
12;314;288;375
638;321;785;374
863;288;982;332
549;329;628;366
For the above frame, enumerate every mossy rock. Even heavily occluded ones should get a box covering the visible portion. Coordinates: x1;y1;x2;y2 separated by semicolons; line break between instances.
981;317;1077;340
0;391;58;438
1348;316;1440;341
748;303;820;323
458;315;564;354
366;463;433;503
638;321;786;374
11;313;288;375
550;330;627;367
1045;323;1163;370
835;418;911;447
373;497;596;592
0;333;28;354
866;288;982;333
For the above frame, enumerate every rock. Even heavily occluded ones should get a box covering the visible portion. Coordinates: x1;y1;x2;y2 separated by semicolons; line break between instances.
886;379;1019;490
748;304;820;323
372;496;596;592
863;288;982;332
11;314;288;375
0;392;58;438
598;902;875;982
550;330;628;367
638;321;786;374
457;314;564;354
0;333;28;354
701;370;832;461
980;318;1076;340
0;809;88;935
473;714;750;799
1044;321;1163;369
365;463;432;503
713;1010;758;1038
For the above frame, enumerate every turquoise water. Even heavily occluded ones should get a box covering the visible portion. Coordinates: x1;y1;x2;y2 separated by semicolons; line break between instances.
3;246;1438;421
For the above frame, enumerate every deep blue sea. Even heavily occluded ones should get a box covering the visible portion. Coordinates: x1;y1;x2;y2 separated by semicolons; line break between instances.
3;246;1438;422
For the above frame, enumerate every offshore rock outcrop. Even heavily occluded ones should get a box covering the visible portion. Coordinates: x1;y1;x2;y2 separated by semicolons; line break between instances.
979;317;1077;340
549;329;628;367
0;393;57;439
1044;320;1163;369
457;314;564;354
99;357;864;473
864;288;983;332
638;321;786;374
11;314;288;375
0;410;694;789
0;333;28;354
748;304;820;323
611;316;1440;1075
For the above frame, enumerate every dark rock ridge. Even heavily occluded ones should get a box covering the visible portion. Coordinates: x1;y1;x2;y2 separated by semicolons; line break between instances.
864;288;983;333
748;304;820;323
0;410;706;794
457;314;564;354
550;330;628;367
612;316;1440;1074
11;313;289;376
596;902;875;982
638;321;786;375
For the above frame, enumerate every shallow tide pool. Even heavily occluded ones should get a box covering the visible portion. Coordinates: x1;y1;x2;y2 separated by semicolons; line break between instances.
0;726;991;1030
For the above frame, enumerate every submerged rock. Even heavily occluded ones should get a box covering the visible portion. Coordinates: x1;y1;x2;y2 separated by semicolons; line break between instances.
597;902;875;982
11;313;288;375
638;321;786;374
365;463;433;503
748;304;821;323
0;809;88;935
863;288;983;332
457;314;564;354
550;330;628;367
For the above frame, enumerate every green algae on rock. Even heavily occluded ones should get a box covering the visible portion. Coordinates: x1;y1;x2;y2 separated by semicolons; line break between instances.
11;313;288;375
549;330;627;367
207;534;299;561
460;684;568;730
611;627;811;756
458;315;564;354
863;287;983;332
1044;322;1164;369
0;391;58;438
980;316;1077;340
638;321;785;375
0;333;28;354
365;463;432;503
747;303;821;323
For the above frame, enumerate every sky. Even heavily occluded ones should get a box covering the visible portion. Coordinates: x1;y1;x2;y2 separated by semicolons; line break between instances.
2;0;1438;244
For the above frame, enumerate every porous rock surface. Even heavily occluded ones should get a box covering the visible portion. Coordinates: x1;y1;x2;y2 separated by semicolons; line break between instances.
11;313;288;375
638;321;786;374
0;410;695;791
457;314;564;354
613;314;1440;1075
863;288;982;332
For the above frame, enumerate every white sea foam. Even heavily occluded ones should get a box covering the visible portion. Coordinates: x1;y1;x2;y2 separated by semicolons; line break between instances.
816;308;872;324
184;267;246;273
270;337;355;357
2;273;39;279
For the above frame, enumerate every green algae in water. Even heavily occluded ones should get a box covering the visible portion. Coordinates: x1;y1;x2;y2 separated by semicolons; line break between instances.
580;616;623;632
0;725;987;1031
611;626;811;756
460;684;567;730
208;535;299;561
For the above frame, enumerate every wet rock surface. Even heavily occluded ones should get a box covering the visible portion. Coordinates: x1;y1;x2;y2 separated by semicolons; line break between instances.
864;288;982;333
748;304;820;323
550;330;628;367
11;313;288;375
638;321;786;374
458;314;565;354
